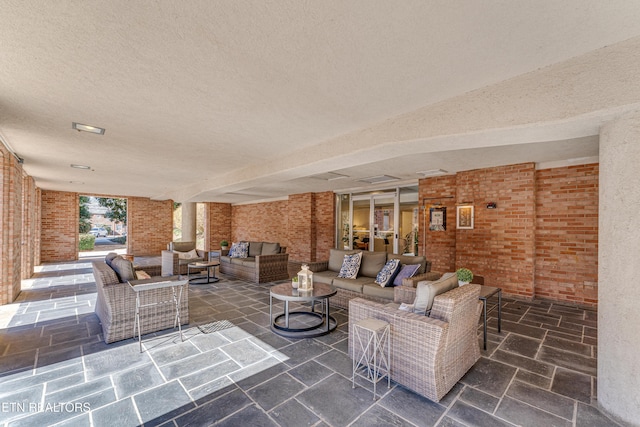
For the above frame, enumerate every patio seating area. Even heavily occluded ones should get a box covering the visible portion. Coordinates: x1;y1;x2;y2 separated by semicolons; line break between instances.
0;259;616;427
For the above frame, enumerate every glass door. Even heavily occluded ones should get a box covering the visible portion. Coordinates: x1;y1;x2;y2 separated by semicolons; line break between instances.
372;193;396;253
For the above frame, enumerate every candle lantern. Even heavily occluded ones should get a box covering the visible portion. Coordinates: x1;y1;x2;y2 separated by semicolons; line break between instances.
297;264;313;291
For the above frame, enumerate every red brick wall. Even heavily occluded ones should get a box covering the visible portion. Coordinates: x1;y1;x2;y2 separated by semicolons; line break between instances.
41;191;78;263
128;197;173;256
231;200;289;246
535;164;599;307
1;149;25;304
288;193;314;261
314;191;335;261
419;175;457;273
455;163;537;298
205;202;232;250
21;174;40;279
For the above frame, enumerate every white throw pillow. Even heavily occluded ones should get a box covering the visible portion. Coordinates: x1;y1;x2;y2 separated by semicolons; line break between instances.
337;252;362;279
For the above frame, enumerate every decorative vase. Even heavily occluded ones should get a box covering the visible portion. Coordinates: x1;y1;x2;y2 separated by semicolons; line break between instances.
292;280;299;289
458;280;469;286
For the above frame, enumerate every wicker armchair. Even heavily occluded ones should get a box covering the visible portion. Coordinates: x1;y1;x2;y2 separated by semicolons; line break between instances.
93;261;189;344
349;284;482;402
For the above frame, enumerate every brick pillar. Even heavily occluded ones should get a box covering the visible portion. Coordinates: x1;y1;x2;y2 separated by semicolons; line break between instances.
40;191;78;262
205;202;232;250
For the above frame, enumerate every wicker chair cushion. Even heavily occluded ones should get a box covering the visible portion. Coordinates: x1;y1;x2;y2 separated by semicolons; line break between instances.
338;252;362;279
375;259;401;287
110;256;137;282
392;264;421;286
414;272;458;315
105;252;119;268
175;249;198;260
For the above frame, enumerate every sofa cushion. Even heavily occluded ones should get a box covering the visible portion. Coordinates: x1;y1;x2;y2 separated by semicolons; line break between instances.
175;249;199;260
261;242;281;255
110;256;137;282
375;259;401;287
392;264;421;286
362;283;395;300
360;251;388;278
248;242;263;257
105;252;119;268
220;255;232;263
313;270;337;285
230;257;245;265
414;272;458;315
388;254;427;275
332;277;366;293
241;258;256;268
338;252;362;279
328;249;359;272
170;241;196;252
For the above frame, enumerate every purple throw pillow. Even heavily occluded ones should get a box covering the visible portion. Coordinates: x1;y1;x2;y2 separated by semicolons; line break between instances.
392;264;421;286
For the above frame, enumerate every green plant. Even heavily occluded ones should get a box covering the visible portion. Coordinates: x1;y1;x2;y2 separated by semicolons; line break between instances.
79;233;95;251
220;240;229;247
456;267;473;283
292;276;299;282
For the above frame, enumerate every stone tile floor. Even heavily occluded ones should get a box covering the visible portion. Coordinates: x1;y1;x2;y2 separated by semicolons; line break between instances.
0;259;619;426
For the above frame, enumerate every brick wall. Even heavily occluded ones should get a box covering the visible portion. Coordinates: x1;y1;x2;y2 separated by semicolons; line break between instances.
231;200;289;246
288;193;314;261
0;149;25;304
128;197;173;256
313;191;335;261
419;175;457;273
21;174;40;279
41;191;78;262
535;164;599;307
455;163;537;298
205;202;232;250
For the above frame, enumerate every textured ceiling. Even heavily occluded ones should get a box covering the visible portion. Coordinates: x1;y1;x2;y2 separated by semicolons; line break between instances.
1;1;640;203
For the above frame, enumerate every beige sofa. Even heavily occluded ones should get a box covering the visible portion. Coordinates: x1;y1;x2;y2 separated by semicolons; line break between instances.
219;241;289;283
93;254;189;344
161;241;208;276
312;249;432;309
349;284;482;402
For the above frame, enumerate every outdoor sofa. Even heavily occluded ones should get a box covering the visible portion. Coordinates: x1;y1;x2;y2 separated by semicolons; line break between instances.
311;249;433;309
219;241;289;283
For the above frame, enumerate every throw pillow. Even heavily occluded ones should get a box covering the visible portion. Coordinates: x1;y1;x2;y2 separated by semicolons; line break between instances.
375;259;401;287
229;241;249;258
110;256;137;282
392;264;421;286
337;252;362;279
136;270;151;280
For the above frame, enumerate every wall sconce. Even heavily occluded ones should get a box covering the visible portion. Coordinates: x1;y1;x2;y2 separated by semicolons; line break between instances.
486;202;497;209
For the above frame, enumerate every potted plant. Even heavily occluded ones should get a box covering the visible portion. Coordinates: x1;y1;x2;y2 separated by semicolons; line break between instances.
291;276;299;289
220;240;229;250
456;267;473;286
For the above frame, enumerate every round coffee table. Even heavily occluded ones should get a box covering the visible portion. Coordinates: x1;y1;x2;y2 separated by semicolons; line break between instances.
187;261;220;284
269;282;337;338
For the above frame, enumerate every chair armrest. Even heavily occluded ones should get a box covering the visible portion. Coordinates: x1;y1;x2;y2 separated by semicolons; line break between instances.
255;253;289;266
221;249;230;256
401;272;443;288
196;249;209;261
161;250;179;276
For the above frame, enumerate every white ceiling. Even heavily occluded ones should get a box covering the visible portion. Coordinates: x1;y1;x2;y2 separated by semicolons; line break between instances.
1;1;640;203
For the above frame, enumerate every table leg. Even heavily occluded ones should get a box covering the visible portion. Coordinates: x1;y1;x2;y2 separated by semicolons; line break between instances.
135;293;142;352
325;299;330;332
285;301;289;328
483;298;488;351
498;290;502;333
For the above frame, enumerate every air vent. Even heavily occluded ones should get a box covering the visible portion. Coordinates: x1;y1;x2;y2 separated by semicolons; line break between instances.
310;172;349;181
416;169;448;177
357;175;400;184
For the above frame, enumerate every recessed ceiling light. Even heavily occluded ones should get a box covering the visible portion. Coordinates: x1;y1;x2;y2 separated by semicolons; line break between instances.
72;122;105;135
417;169;448;177
357;175;400;184
70;164;91;169
69;181;84;185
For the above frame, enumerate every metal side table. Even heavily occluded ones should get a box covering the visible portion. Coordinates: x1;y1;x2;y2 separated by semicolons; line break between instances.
478;285;502;350
352;318;391;400
128;277;188;352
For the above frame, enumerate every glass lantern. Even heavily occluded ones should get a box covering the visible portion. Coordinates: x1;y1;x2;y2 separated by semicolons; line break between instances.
297;264;313;291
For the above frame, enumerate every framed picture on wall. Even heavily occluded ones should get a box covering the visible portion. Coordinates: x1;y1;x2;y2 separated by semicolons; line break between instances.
429;207;446;231
456;205;474;229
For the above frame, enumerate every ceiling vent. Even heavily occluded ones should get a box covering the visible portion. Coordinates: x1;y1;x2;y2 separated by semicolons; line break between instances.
416;169;448;177
310;172;349;181
357;175;400;184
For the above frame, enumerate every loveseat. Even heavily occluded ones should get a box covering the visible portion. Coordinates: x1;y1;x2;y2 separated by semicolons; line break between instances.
312;249;432;309
349;284;482;402
219;241;289;283
93;254;189;344
161;241;208;276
